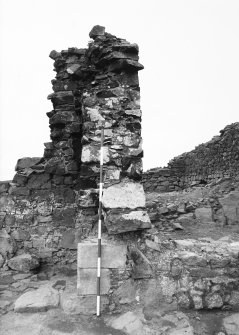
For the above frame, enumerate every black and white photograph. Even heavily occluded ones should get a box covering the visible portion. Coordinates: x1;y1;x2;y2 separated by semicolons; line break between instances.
1;1;239;334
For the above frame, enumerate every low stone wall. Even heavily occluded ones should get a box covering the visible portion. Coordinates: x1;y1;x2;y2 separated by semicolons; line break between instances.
138;236;239;311
143;123;239;192
0;179;96;272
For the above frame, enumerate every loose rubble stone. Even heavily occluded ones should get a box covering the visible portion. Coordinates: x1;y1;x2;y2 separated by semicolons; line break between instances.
89;25;105;39
8;254;39;272
115;279;136;304
14;284;59;312
205;293;223;309
106;311;145;335
223;313;239;335
0;229;16;258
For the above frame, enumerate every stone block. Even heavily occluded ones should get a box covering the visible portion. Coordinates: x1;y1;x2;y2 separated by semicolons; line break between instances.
223;313;239;335
89;25;105;39
129;246;153;279
49;111;78;125
77;268;110;295
61;229;77;249
102;180;146;209
220;191;239;225
108;59;144;72
47;91;74;107
9;186;30;196
0;229;16;258
52;207;76;227
229;291;239;307
8;253;39;272
106;311;144;334
0;181;10;194
14;284;59;312
11;229;30;241
195;207;212;223
81;145;110;164
105;209;151;234
205;293;223;309
77;243;127;269
27;173;51;189
0;254;4;268
15;157;42;171
115;279;136;304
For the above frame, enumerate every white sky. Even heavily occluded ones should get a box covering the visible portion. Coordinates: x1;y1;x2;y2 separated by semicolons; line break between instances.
1;0;239;180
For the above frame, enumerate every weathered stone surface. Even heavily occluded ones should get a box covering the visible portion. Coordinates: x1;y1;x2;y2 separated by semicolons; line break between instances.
223;313;239;335
125;109;142;117
60;229;77;249
0;254;4;267
0;229;16;258
106;311;145;335
66;63;81;74
195;207;212;223
52;207;76;227
0;181;10;194
143;123;239;192
81;145;110;164
115;279;136;304
78;243;127;269
220;191;239;225
108;59;144;72
49;111;78;125
15;157;42;171
60;291;109;315
89;25;105;39
49;49;61;59
229;291;239;307
129;246;152;279
47;91;74;106
14;285;59;312
102;181;146;209
77;268;110;295
104;209;151;234
145;239;161;252
205;293;223;309
9;186;30;196
11;229;30;241
8;254;39;272
0;196;15;212
27;173;51;189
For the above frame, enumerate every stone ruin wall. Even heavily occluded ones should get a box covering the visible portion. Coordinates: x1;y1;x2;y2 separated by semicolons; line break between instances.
0;25;150;272
1;27;239;313
143;122;239;192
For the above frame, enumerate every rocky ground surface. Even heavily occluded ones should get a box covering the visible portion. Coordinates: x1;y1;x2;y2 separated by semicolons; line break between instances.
1;180;239;334
1;293;239;334
1;245;239;335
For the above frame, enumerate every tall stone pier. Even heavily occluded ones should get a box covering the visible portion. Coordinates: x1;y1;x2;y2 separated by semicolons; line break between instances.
47;25;151;235
0;25;150;273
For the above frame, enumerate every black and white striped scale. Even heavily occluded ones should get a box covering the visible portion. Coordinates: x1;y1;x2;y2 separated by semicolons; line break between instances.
97;123;105;317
